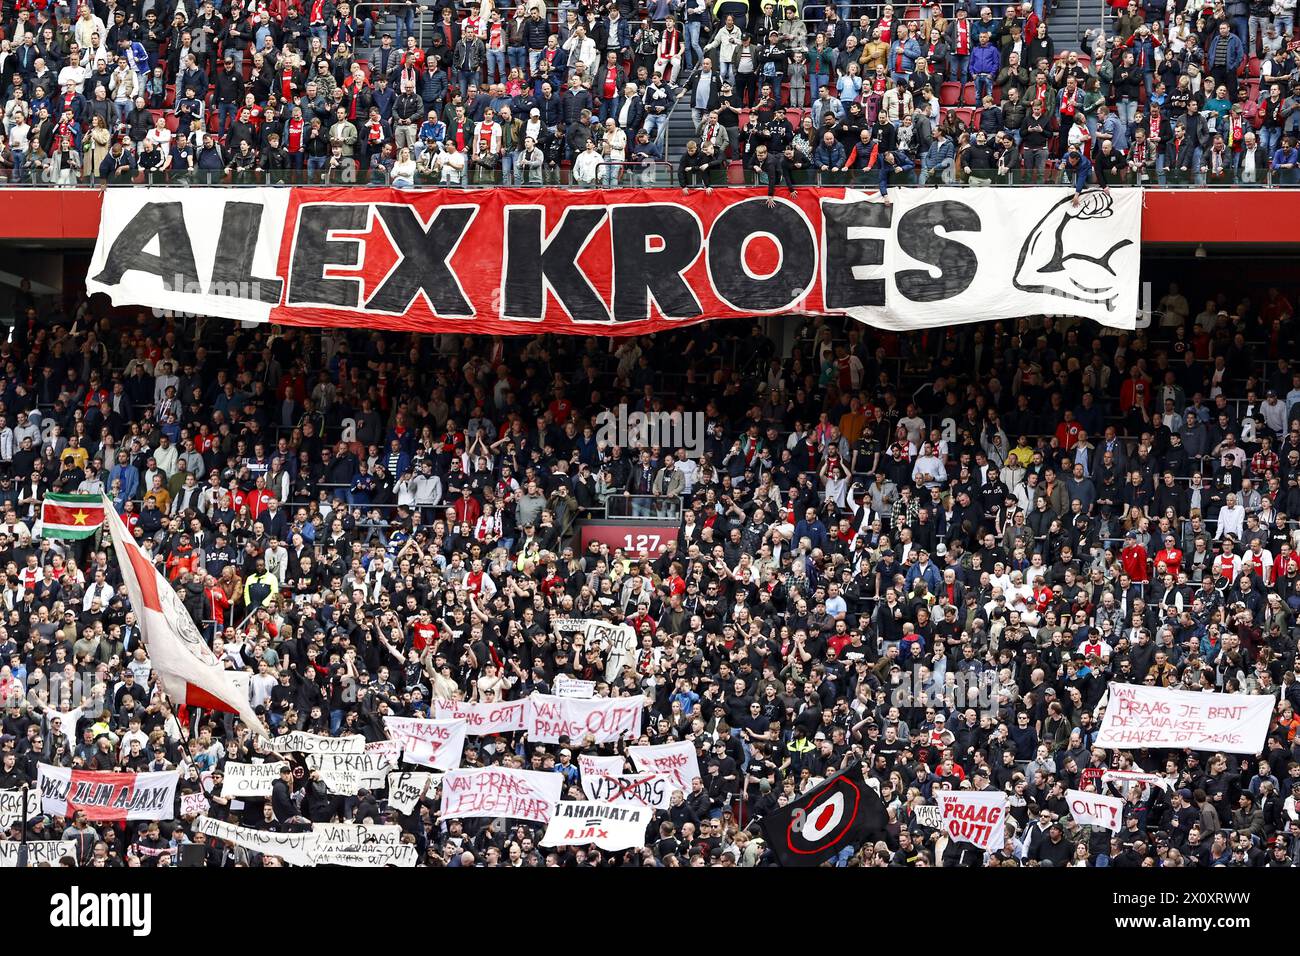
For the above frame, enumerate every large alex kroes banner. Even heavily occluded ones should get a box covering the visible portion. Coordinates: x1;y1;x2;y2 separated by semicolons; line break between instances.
85;187;1141;334
1096;685;1274;754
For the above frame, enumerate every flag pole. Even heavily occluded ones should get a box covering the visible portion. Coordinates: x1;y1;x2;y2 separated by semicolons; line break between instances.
16;782;28;868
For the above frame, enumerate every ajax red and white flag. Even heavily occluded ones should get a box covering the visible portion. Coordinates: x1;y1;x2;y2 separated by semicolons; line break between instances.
101;496;267;735
38;764;179;822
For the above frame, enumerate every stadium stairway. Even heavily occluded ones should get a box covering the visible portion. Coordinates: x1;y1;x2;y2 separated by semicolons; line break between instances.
1048;0;1108;57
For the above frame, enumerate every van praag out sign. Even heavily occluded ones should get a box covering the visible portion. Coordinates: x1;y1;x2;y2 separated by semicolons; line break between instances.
86;187;1141;334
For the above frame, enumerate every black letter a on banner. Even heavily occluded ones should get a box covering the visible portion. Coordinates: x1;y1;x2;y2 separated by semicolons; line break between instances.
92;202;200;291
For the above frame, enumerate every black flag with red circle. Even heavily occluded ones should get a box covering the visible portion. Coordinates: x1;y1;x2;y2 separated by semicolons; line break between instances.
759;761;886;866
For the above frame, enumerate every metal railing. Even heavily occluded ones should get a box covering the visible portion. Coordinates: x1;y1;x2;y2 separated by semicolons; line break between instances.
605;495;684;520
8;166;1298;189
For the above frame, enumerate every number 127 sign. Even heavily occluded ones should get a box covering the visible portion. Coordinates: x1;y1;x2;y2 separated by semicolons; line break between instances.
579;524;672;557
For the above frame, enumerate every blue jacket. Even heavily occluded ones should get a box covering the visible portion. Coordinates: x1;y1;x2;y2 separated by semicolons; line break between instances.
888;37;923;75
970;41;1000;75
792;518;829;551
904;559;942;594
812;139;846;168
110;463;139;501
1207;33;1245;73
1062;152;1094;191
923;136;955;169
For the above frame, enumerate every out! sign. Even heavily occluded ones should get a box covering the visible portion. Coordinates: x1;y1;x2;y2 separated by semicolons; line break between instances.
1066;789;1124;831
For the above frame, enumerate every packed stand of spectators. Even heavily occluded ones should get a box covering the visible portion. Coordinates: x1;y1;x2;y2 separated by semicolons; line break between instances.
2;0;1298;189
0;277;1298;866
688;0;1300;190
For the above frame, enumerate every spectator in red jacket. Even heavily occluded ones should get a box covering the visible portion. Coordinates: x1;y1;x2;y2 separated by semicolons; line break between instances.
1120;531;1149;582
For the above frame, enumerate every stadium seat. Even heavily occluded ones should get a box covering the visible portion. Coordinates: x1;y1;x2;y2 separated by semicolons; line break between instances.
940;82;960;106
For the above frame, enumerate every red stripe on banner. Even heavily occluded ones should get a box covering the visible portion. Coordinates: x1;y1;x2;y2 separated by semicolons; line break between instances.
268;187;845;336
185;684;238;716
124;539;163;613
65;770;143;822
42;503;104;526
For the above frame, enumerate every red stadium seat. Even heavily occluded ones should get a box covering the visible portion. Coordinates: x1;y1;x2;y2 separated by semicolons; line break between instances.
940;81;960;106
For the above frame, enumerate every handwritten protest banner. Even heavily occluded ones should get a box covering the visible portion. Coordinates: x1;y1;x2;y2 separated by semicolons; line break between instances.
913;804;944;829
387;772;439;814
0;788;39;829
309;823;414;866
525;693;644;745
383;717;467;771
554;618;638;681
936;791;1007;852
432;698;527;735
310;845;420;867
194;815;318;866
1101;769;1168;794
38;765;179;822
267;732;366;755
0;840;77;866
629;741;701;792
304;741;399;795
583;771;677;809
578;754;624;790
179;792;210;817
220;762;286;798
1067;789;1125;831
440;767;563;824
540;800;655;851
1096;684;1274;753
555;676;596;699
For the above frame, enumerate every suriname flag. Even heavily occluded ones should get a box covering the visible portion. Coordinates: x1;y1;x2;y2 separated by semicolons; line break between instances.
39;493;106;539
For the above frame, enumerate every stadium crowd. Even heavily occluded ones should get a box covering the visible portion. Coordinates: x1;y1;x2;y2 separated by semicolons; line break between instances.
0;272;1295;867
0;0;1298;187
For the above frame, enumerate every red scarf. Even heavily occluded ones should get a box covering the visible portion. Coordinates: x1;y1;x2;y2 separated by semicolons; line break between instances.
310;0;323;23
956;19;970;54
1228;112;1243;148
